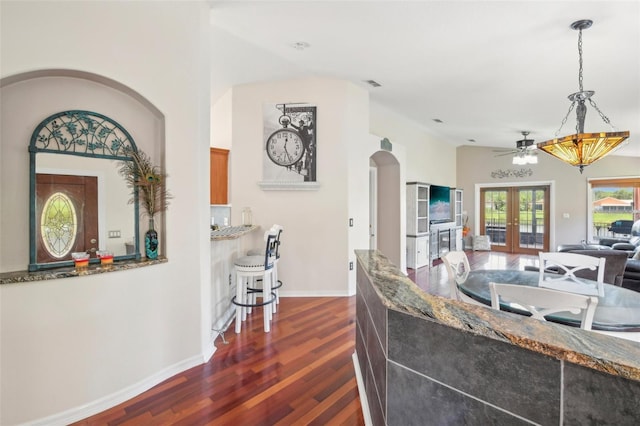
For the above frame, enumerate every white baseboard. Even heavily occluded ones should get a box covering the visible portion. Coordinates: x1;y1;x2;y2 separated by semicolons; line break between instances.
212;304;236;334
25;355;205;426
352;352;373;426
204;337;218;363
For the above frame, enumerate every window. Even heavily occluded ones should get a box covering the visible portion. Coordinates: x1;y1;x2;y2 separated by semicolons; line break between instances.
588;177;640;241
40;192;78;258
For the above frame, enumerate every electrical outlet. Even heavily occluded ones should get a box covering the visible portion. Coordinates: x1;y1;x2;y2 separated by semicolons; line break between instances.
349;218;354;227
349;261;354;271
229;274;233;286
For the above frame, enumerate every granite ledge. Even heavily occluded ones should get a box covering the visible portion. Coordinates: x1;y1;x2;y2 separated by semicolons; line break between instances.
355;249;640;381
210;225;259;240
0;257;168;285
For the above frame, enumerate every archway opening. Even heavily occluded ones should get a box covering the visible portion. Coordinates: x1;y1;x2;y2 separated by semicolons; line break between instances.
370;150;401;268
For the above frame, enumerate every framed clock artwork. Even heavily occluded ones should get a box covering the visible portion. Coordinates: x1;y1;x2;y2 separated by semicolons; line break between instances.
261;103;317;189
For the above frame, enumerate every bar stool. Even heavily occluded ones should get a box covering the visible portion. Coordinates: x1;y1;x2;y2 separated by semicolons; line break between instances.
232;228;278;333
247;225;283;310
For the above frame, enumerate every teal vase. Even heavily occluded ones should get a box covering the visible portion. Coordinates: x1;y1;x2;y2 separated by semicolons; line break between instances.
145;218;158;260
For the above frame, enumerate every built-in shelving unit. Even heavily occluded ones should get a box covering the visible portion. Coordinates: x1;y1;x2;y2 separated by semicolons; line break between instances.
406;182;463;269
406;183;430;269
454;188;463;227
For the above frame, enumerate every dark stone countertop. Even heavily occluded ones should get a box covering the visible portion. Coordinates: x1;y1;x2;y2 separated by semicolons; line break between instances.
0;257;168;285
355;249;640;382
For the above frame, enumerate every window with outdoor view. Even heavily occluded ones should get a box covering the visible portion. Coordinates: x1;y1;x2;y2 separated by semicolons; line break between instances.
589;178;640;241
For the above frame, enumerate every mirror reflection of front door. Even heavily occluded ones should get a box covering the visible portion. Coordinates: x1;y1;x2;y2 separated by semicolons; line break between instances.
36;174;98;263
480;186;550;254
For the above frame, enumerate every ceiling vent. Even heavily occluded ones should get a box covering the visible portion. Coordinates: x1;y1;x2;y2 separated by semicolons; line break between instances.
364;79;382;88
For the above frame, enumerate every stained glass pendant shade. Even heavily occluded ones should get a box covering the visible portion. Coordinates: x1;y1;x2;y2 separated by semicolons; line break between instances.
537;19;630;173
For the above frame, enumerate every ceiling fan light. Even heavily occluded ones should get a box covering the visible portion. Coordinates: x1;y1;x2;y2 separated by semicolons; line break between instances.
512;154;525;165
537;131;629;172
526;152;538;164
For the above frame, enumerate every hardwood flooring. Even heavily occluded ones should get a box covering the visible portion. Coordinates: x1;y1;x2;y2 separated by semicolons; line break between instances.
75;251;531;425
74;297;365;426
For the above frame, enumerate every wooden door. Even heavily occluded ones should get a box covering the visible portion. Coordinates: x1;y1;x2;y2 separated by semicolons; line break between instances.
480;186;549;254
36;174;98;263
210;148;229;204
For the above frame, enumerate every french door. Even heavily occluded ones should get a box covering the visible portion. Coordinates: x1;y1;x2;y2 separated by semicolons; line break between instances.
480;185;550;254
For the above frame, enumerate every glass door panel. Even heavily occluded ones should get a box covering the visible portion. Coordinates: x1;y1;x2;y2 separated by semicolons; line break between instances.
480;186;549;254
481;189;509;251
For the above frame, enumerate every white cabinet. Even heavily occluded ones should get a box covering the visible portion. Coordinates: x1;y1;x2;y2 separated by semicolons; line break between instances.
406;182;430;269
453;226;463;251
407;235;430;269
407;182;429;235
453;188;463;227
407;183;465;268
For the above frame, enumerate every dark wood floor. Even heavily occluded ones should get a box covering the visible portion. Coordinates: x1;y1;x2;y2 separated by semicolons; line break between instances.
75;251;531;425
408;250;537;298
74;297;365;426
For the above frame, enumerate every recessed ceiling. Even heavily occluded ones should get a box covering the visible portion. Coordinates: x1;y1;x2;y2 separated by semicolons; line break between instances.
209;1;640;157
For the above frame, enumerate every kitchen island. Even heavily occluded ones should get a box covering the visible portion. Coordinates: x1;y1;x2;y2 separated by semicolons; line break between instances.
354;249;640;425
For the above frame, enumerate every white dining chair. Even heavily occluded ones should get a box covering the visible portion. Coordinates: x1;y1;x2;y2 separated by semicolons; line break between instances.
441;251;484;306
538;252;606;297
489;282;599;330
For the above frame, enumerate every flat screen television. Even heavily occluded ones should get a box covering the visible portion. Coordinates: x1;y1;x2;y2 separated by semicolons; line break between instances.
429;185;451;223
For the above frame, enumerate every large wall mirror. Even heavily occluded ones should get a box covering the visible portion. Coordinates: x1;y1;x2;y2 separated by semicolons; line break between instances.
29;110;140;271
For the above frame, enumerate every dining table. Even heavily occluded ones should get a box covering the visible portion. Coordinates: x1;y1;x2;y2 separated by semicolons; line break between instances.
457;269;640;333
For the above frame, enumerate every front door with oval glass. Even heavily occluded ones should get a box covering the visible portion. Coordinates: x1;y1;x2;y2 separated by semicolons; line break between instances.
36;174;98;263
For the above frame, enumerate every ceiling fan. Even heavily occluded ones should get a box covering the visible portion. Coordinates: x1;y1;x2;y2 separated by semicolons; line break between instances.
494;131;538;164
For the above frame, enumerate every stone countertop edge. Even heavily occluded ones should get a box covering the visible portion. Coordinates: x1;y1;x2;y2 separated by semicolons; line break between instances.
210;225;259;241
0;257;168;285
354;249;640;381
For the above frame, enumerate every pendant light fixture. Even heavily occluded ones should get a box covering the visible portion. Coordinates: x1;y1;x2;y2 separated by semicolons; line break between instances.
537;19;629;173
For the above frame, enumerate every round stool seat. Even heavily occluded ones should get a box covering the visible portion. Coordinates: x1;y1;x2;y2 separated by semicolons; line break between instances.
245;250;282;290
235;255;268;270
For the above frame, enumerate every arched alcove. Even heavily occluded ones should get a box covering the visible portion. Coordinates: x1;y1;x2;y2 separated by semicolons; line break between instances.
0;69;167;272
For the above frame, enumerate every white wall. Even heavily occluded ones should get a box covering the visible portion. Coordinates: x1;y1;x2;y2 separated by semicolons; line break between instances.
370;101;457;186
456;145;640;246
211;88;233;150
228;77;370;296
0;2;211;425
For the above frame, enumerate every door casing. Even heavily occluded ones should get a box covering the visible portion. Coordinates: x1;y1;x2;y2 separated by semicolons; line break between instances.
475;181;555;253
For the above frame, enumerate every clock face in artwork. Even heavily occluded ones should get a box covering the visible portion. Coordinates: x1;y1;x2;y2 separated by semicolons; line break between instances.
266;128;305;167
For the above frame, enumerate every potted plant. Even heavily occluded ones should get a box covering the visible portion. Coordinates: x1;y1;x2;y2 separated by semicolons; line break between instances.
119;150;171;259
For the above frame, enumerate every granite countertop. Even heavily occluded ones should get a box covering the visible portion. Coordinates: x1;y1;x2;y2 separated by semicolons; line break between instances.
210;225;258;240
0;257;168;285
354;249;640;381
